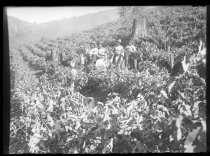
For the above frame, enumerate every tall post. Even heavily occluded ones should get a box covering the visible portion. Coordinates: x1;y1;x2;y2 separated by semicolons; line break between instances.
140;17;143;38
142;18;145;38
170;53;174;69
164;42;167;52
132;18;137;39
168;45;174;69
144;19;147;37
138;17;141;38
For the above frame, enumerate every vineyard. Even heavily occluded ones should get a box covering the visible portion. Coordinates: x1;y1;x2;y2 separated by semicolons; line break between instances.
9;6;206;153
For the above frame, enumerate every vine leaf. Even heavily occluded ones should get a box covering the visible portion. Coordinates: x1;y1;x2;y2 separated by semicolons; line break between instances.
184;127;201;152
168;80;176;93
132;141;145;153
102;138;114;153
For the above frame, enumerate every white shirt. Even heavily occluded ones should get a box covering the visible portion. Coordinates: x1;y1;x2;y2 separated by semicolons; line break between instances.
80;54;85;64
96;59;109;69
125;45;136;53
98;47;106;57
89;48;99;56
70;60;76;68
115;45;124;56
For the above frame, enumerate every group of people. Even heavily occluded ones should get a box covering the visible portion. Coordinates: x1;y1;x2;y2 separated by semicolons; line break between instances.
49;38;145;73
76;39;143;71
47;38;146;90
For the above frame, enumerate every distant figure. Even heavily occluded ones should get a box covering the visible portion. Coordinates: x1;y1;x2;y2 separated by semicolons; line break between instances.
60;51;69;67
72;41;77;50
69;59;77;78
95;41;109;70
45;50;53;62
98;41;107;59
88;42;99;65
52;48;60;65
113;39;124;68
77;44;86;68
106;46;115;68
125;40;137;70
67;58;78;92
84;43;91;66
80;53;85;67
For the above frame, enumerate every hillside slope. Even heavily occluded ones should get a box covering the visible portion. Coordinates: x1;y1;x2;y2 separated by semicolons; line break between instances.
8;16;36;48
8;8;119;48
9;6;206;154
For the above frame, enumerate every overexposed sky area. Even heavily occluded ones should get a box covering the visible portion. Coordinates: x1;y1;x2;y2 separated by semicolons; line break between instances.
7;7;118;24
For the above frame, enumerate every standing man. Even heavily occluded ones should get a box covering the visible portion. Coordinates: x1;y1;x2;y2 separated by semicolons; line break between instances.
71;41;78;59
98;41;107;59
61;51;69;67
113;39;124;69
96;41;109;70
80;53;85;68
84;43;91;66
66;57;78;92
72;41;77;51
89;42;99;65
52;47;60;66
125;40;137;70
77;44;86;69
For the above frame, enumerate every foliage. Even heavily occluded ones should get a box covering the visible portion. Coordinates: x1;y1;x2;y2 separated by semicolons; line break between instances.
147;6;206;52
118;6;150;19
10;50;206;153
9;6;206;153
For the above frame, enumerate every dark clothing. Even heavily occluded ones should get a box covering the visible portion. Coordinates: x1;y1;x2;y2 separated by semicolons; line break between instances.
130;52;141;70
60;52;70;67
113;54;123;67
85;50;98;65
85;54;91;65
45;51;53;62
124;52;130;68
91;54;98;64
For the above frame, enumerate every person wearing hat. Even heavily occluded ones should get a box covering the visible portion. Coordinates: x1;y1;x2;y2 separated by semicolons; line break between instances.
77;44;86;69
51;44;61;66
95;41;110;70
88;42;99;65
60;51;70;67
113;39;124;68
65;57;78;92
125;40;137;70
98;41;107;59
84;43;91;66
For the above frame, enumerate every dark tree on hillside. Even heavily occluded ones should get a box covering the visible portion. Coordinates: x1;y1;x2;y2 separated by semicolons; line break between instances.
119;7;128;18
118;6;147;19
119;6;149;40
